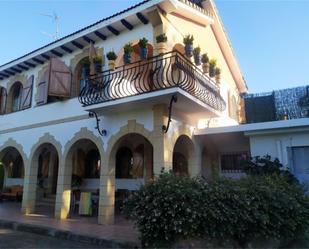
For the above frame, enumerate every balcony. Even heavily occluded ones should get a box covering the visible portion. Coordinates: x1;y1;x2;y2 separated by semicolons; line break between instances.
79;51;226;114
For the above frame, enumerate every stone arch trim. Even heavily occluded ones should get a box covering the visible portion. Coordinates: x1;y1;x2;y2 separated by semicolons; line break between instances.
63;127;104;159
170;124;195;151
29;133;63;162
105;120;154;157
6;74;28;94
70;47;104;97
0;138;28;166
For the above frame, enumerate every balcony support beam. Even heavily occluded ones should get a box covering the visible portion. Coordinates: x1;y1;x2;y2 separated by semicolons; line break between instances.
88;111;107;136
162;95;177;133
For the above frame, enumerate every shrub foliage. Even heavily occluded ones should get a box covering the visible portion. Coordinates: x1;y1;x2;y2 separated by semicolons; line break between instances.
123;170;309;247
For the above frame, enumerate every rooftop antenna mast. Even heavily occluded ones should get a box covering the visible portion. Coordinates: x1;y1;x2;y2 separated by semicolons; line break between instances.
40;11;60;41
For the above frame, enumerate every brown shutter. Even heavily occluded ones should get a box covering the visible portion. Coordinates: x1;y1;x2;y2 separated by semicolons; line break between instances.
37;69;49;106
48;57;72;98
0;87;7;115
21;75;34;109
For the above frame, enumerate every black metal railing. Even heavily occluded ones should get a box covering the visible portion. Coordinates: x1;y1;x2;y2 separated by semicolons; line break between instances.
78;51;226;112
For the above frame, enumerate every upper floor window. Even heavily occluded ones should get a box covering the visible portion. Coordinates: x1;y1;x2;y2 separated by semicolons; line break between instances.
0;86;7;115
37;57;72;106
73;57;91;96
11;83;22;112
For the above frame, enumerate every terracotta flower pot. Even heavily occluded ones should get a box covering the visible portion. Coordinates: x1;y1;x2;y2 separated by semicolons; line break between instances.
156;42;167;55
215;74;221;85
202;63;209;74
108;60;116;70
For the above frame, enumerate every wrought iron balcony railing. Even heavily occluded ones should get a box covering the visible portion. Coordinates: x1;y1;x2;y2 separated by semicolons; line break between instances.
78;51;226;112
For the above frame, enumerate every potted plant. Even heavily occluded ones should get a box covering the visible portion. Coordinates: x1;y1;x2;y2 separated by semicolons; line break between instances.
106;51;117;70
156;33;167;55
215;67;221;84
139;37;148;60
123;43;134;64
209;58;217;78
93;55;102;73
193;46;201;65
201;53;209;74
183;35;194;57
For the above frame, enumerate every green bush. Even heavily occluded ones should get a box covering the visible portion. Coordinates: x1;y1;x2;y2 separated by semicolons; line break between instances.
243;155;298;184
123;172;309;248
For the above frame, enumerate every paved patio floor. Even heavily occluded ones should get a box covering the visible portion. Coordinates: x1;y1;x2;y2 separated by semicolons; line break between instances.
0;201;139;246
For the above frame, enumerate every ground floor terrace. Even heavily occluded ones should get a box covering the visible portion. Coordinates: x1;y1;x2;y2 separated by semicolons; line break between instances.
1;104;230;225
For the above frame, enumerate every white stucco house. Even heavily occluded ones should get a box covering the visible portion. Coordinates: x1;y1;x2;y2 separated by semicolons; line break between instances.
0;0;308;226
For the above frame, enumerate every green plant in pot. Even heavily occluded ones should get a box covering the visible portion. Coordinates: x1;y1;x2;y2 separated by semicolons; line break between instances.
156;33;167;55
193;46;201;65
139;37;148;60
93;55;103;73
201;53;209;74
183;34;194;57
106;51;117;70
209;58;217;78
215;67;221;85
123;43;134;64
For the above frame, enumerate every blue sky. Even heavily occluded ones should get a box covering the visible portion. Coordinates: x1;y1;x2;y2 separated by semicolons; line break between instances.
0;0;308;93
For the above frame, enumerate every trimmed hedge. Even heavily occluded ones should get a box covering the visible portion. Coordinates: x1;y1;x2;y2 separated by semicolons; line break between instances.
123;172;309;248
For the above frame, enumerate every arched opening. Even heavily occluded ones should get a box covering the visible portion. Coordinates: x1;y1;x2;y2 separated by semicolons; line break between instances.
110;133;153;214
0;147;24;189
72;57;91;97
65;139;101;219
7;82;23;113
173;135;194;176
31;143;59;216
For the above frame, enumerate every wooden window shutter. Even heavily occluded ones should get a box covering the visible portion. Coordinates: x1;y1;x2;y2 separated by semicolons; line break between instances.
21;75;34;109
48;57;72;98
37;69;49;106
0;87;7;115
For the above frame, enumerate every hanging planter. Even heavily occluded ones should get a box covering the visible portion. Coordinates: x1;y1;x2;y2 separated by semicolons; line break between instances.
123;43;134;64
209;58;217;78
156;33;167;55
106;51;117;70
193;46;201;65
201;53;209;74
183;35;194;57
139;37;148;60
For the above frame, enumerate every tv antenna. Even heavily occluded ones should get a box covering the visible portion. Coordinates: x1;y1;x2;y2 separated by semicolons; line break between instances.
40;12;60;41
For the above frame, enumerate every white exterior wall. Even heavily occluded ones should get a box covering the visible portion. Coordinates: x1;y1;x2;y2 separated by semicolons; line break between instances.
0;23;153;131
249;132;309;169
